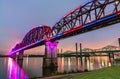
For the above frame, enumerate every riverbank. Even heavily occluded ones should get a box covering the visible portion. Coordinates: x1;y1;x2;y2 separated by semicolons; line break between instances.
32;73;82;79
72;65;120;79
32;65;120;79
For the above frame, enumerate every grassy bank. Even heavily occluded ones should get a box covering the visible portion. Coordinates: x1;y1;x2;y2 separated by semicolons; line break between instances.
72;65;120;79
31;65;120;79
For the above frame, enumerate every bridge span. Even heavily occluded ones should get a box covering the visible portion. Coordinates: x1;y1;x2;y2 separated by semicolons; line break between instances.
10;0;120;56
9;0;120;74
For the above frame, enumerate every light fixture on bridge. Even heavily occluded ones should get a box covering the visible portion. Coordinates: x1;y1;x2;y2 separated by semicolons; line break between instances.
117;11;120;15
38;25;43;27
88;20;91;23
115;0;119;5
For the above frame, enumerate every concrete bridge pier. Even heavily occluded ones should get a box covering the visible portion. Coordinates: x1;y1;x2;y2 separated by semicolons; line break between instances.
75;43;78;71
108;53;115;65
17;51;24;60
112;53;115;64
79;43;83;71
76;57;78;71
43;41;58;76
16;58;23;68
84;55;88;71
11;53;17;60
80;53;83;71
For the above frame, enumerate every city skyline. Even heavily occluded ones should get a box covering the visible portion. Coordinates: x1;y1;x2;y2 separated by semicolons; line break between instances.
0;0;120;55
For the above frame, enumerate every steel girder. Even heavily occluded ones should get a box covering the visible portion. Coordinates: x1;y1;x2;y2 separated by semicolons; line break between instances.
12;25;52;51
10;0;120;53
52;0;120;36
22;25;52;46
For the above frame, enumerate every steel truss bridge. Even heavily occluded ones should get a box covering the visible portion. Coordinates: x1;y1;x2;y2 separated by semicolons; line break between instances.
58;45;120;57
10;0;120;55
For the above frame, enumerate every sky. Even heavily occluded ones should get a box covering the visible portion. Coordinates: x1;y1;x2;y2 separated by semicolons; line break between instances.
0;0;120;55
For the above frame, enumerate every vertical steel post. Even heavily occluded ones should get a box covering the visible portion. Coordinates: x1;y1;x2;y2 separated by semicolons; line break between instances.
118;38;120;47
80;43;83;71
75;43;78;71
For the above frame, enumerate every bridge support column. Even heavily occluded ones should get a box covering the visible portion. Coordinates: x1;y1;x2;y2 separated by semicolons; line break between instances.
11;53;17;60
75;43;78;71
17;51;24;60
80;55;83;71
79;43;83;71
17;59;23;68
84;55;88;71
108;53;114;65
43;41;58;76
112;53;115;64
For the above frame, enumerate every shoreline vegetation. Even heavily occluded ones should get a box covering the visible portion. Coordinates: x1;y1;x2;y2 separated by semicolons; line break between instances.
31;65;120;79
31;58;120;79
0;55;9;57
72;65;120;79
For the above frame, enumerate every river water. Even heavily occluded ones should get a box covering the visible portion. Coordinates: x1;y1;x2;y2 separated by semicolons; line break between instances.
0;56;112;79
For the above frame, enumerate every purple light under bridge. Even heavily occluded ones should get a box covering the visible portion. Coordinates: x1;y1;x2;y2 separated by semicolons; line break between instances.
45;41;58;58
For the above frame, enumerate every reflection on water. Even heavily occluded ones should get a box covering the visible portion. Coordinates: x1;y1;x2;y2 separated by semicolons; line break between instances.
7;58;29;79
0;56;113;78
58;56;112;73
23;57;43;77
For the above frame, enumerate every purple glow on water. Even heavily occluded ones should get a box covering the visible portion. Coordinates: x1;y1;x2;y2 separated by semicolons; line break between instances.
7;58;29;79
